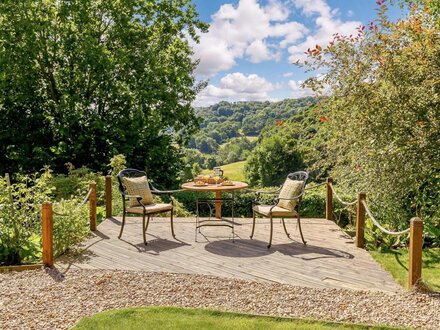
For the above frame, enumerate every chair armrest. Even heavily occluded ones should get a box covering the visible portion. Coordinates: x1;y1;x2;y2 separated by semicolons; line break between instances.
253;188;281;205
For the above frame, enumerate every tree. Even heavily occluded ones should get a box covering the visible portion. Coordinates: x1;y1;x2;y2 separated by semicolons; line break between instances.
301;0;440;237
0;0;207;186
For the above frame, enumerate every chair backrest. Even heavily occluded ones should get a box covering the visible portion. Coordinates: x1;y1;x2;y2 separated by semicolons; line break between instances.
284;171;309;202
117;168;152;196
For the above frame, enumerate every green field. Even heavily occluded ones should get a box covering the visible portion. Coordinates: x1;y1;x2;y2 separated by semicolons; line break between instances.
202;161;247;182
370;248;440;291
73;307;398;330
245;135;259;142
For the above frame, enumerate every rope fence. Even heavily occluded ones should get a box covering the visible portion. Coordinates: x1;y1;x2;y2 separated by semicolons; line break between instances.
52;187;93;217
329;183;357;206
42;182;97;267
325;178;423;288
361;200;410;236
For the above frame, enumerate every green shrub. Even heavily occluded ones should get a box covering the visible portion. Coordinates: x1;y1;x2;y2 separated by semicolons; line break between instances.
0;168;98;265
50;166;105;205
0;169;53;265
52;200;89;256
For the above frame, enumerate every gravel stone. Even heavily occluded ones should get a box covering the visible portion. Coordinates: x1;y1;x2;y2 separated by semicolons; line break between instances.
0;269;439;329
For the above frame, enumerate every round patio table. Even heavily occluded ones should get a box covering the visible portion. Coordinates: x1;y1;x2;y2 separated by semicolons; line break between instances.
181;181;248;219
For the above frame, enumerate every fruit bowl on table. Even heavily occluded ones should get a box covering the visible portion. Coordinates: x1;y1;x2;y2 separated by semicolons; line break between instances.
193;180;208;187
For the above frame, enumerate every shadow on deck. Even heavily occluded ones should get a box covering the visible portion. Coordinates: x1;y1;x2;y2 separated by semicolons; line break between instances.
56;217;401;292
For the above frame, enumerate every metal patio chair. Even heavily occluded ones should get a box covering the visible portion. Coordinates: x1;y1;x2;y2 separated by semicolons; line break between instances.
117;168;179;245
251;171;309;248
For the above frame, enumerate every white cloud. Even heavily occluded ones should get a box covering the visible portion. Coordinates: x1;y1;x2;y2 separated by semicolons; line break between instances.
192;0;308;77
288;0;361;62
347;10;354;17
194;72;278;106
283;72;294;77
288;80;314;98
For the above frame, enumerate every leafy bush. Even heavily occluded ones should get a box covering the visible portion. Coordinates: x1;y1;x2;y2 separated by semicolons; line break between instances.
298;1;440;248
0;169;53;265
52;200;89;257
0;168;97;265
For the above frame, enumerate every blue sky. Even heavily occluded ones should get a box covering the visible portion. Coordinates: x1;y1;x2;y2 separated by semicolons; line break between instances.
190;0;402;106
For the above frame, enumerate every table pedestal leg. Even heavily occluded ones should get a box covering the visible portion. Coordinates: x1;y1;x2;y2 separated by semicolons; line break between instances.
215;191;221;219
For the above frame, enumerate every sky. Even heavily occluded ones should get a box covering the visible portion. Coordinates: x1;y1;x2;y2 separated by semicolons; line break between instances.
190;0;402;106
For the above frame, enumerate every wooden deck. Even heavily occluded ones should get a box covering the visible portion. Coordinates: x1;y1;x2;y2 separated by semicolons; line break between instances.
56;217;401;292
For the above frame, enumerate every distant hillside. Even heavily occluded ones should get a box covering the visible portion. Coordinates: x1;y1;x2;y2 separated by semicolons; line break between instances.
189;97;317;154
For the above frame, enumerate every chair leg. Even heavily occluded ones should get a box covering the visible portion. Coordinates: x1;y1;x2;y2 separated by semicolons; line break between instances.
282;217;290;238
250;211;256;239
145;215;151;233
297;214;307;245
268;215;273;248
118;212;126;239
170;209;176;238
142;213;147;245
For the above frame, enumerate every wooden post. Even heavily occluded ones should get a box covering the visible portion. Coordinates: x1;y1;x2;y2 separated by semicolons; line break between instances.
89;182;97;231
105;176;112;218
408;217;423;288
356;192;366;248
42;202;53;267
326;177;333;221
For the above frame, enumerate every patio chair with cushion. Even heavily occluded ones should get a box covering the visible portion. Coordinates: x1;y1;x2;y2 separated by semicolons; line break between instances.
250;171;309;248
117;168;179;245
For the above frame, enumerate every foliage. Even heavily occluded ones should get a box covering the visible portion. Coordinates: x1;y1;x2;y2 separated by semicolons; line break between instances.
300;0;440;247
73;306;398;330
190;98;316;156
244;106;326;187
109;154;127;177
0;0;207;187
370;248;440;291
216;137;256;165
50;165;104;202
0;167;100;265
52;200;89;257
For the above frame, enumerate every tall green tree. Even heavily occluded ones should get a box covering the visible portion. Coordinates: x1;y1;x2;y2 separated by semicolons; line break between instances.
0;0;207;186
301;0;440;239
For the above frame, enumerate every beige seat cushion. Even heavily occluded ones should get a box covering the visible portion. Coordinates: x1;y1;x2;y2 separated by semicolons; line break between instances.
253;205;297;217
126;203;173;214
277;178;304;211
123;176;154;207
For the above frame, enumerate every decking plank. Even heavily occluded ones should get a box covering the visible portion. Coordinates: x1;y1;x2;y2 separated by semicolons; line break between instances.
55;217;401;292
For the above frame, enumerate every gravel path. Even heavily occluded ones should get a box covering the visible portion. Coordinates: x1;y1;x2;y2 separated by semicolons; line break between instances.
1;269;439;329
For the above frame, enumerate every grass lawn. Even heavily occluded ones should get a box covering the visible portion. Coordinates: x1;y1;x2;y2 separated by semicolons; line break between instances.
202;160;247;182
72;306;398;330
370;248;440;291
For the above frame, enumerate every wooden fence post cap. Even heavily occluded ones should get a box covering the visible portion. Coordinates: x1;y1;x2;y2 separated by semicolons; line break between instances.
358;192;367;198
410;217;423;225
326;177;333;183
42;201;52;207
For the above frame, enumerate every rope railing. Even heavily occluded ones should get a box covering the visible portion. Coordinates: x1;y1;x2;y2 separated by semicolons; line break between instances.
52;187;93;217
304;182;327;190
42;182;97;267
361;200;410;236
329;183;357;206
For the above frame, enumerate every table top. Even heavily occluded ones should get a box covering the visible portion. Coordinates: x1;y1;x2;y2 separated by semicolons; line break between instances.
181;181;248;192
